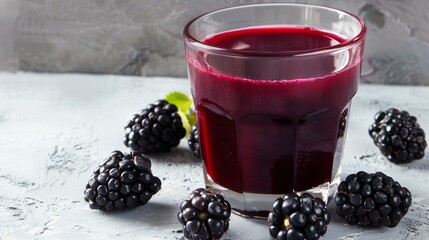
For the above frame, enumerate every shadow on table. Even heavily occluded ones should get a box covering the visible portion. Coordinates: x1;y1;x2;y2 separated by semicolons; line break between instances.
99;201;178;226
357;152;429;171
397;155;429;171
146;146;202;165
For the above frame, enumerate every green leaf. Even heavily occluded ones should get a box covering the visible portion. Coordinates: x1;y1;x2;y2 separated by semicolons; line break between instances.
165;91;193;113
165;91;196;137
186;112;196;127
178;110;191;137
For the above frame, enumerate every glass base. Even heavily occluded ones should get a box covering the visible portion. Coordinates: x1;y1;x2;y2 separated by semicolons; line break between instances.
204;169;341;219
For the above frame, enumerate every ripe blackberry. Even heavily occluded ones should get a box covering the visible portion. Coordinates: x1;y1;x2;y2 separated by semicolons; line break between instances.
177;188;231;240
338;108;348;138
188;125;201;158
84;150;161;211
124;99;186;153
335;171;412;228
369;108;427;163
268;192;331;240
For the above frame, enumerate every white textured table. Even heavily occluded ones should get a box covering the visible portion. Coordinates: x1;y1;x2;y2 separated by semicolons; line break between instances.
0;72;428;239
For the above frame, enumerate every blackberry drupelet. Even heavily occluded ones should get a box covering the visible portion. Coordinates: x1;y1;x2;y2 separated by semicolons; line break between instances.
84;150;161;211
177;188;231;240
335;171;412;228
188;125;201;158
268;192;331;240
124;100;186;153
369;108;427;163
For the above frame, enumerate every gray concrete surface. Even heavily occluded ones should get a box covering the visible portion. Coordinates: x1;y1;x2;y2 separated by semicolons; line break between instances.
0;72;428;239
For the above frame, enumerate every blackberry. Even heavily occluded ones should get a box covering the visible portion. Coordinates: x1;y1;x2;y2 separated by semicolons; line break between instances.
124;100;186;153
335;171;412;228
369;108;427;163
338;108;348;138
84;150;161;211
268;192;331;240
177;188;231;240
188;125;201;158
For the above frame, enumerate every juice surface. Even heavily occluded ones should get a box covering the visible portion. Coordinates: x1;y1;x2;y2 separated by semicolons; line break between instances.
204;26;341;52
188;27;361;194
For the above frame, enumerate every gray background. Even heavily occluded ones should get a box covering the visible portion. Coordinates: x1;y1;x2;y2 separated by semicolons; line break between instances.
1;0;429;85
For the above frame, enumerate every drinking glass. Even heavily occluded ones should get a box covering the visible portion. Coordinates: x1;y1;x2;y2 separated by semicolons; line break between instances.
183;3;366;218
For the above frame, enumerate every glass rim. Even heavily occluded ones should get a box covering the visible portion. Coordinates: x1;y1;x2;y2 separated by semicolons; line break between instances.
183;3;367;57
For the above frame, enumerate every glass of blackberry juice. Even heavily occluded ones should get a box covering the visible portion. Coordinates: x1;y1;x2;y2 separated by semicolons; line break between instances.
183;3;367;218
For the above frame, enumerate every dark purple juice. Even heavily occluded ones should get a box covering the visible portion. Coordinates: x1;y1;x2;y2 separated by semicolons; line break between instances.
188;27;361;195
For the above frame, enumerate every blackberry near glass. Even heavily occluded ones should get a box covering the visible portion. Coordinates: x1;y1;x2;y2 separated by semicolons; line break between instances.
183;3;366;218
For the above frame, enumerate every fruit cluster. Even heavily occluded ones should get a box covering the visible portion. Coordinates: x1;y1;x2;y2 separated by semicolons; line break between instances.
268;192;331;240
335;171;412;228
369;108;427;163
177;188;231;240
338;108;348;138
84;151;161;211
188;125;201;158
123;99;186;153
